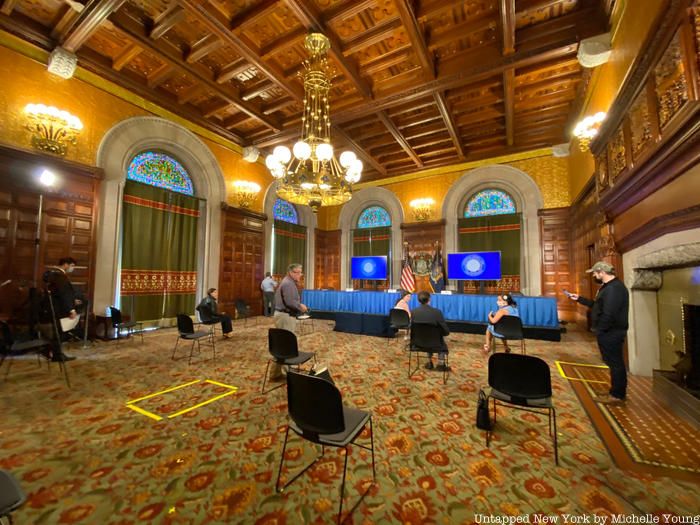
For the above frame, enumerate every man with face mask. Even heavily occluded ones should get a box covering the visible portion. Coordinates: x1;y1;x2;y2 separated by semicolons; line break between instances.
568;261;629;404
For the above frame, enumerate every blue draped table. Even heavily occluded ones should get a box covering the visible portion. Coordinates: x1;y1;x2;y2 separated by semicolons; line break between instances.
302;290;559;329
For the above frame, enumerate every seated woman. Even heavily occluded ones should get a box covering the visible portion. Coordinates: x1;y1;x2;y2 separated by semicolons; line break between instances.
484;293;519;353
197;288;233;338
394;289;412;318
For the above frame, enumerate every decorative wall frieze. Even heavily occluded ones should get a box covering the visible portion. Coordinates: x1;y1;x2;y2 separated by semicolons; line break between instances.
608;126;627;181
630;269;663;290
654;29;689;129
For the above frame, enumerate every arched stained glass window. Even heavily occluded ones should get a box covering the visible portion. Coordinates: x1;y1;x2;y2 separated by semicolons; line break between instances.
273;198;298;224
127;152;194;195
357;206;391;228
464;189;516;217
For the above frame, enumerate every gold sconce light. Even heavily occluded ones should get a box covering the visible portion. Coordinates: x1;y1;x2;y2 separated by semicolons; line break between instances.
232;180;261;208
24;103;83;156
410;198;435;221
573;111;606;151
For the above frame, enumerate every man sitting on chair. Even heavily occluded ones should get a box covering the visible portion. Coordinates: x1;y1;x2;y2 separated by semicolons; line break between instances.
197;288;233;338
411;291;450;371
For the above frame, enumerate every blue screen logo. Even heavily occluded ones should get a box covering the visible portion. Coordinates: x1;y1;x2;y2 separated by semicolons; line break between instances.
462;254;486;277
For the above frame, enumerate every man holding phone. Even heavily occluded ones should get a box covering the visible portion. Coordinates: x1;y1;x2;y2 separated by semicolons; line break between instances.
567;261;629;404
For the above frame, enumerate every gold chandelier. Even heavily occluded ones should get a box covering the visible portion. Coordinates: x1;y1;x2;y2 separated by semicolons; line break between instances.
573;111;606;151
265;33;362;212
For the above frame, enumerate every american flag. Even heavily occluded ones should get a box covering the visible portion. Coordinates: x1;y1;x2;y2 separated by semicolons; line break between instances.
400;250;415;292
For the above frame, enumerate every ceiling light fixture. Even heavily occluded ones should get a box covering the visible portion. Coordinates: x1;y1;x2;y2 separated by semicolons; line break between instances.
264;33;362;212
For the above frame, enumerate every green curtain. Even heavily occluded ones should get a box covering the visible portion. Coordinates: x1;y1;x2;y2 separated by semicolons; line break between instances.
273;220;307;275
120;181;199;321
457;213;521;291
352;227;391;286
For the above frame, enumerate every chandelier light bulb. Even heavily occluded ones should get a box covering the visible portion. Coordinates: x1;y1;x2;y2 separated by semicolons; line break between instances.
339;151;356;168
273;145;291;164
315;143;333;161
265;154;280;170
293;141;311;160
351;158;363;173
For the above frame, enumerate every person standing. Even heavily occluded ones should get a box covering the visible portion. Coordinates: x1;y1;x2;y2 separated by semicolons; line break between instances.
568;261;629;405
260;272;277;317
270;263;308;380
411;291;450;371
197;288;233;338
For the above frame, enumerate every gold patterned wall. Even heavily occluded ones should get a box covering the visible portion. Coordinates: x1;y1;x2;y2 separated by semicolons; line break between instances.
0;41;273;213
316;153;570;230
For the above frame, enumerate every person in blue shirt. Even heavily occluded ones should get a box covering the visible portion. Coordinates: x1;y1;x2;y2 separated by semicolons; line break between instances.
484;293;519;353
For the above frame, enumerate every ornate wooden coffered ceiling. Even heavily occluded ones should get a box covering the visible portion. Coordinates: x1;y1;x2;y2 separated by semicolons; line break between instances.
0;0;611;182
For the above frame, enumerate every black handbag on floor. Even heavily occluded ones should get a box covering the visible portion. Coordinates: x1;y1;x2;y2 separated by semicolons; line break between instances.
476;389;492;430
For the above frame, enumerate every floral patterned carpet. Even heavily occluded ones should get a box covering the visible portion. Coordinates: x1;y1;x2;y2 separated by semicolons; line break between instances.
2;318;700;524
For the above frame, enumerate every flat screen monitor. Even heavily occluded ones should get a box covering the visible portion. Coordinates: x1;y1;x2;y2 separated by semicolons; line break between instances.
351;255;388;280
447;251;502;280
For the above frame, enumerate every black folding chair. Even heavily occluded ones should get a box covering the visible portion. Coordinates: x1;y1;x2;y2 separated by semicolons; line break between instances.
235;299;253;326
0;469;26;525
196;304;219;343
109;307;143;345
0;320;70;387
484;353;558;464
389;308;410;348
172;314;215;364
492;316;526;354
409;322;450;384
261;328;315;394
276;370;376;524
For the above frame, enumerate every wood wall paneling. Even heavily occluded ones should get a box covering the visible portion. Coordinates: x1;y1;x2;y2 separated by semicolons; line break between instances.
0;144;101;320
219;204;266;317
538;207;575;322
314;229;341;290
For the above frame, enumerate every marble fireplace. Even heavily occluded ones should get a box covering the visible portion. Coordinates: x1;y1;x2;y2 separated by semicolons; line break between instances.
623;230;700;424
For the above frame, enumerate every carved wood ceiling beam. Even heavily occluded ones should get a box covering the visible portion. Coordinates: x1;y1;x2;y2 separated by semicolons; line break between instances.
283;0;372;99
517;0;566;14
108;9;280;130
147;63;175;88
503;69;515;146
177;83;206;104
222;112;253;129
241;79;274;101
178;0;304;101
434;92;465;159
262;98;296;115
341;17;402;56
0;0;19;16
396;113;442;130
500;0;516;55
403;123;447;141
334;36;583;123
71;46;244;144
112;43;142;71
324;0;374;24
332;126;387;176
186;34;224;63
378;112;422;167
362;48;410;75
202;100;234;118
229;0;279;30
51;4;81;40
428;15;496;51
259;29;306;60
216;59;250;84
416;0;478;22
394;0;434;79
60;0;126;52
150;4;185;39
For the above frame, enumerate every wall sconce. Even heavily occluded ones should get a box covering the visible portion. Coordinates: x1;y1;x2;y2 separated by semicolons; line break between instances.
232;180;261;208
410;198;435;221
573;111;606;151
24;103;83;156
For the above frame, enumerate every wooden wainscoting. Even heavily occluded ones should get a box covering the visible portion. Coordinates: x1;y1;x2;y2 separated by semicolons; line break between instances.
315;229;341;290
539;207;575;322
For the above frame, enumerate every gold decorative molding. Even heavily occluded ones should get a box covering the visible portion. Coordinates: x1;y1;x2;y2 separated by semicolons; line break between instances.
608;126;626;182
596;151;609;192
654;29;689;129
629;89;652;160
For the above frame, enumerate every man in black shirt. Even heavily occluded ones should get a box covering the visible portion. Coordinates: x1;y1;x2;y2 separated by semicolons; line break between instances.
569;261;629;404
